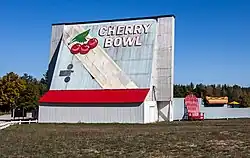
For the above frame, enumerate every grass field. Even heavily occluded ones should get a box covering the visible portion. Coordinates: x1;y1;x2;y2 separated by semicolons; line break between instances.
0;119;250;158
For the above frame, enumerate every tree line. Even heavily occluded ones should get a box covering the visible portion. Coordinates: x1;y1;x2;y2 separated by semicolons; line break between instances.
0;72;48;112
174;83;250;107
0;72;249;113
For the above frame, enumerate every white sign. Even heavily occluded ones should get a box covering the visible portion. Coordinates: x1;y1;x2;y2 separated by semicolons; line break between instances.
98;24;152;48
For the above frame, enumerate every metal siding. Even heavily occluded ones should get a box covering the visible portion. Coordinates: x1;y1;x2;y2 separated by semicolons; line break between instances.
106;21;155;89
49;25;64;63
153;17;174;101
39;103;144;123
66;55;101;90
50;42;71;90
116;59;152;88
157;101;171;121
129;74;151;88
200;104;250;119
173;98;185;120
50;39;102;90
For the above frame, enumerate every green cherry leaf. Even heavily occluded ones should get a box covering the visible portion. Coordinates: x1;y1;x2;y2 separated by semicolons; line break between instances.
68;29;90;45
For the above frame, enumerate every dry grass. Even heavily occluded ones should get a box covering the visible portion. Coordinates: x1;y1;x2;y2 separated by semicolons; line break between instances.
0;119;250;158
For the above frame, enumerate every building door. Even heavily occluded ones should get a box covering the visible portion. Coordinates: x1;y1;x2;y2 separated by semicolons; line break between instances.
149;106;155;123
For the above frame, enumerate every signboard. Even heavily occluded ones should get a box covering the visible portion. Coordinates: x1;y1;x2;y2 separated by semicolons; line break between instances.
47;15;175;102
184;94;200;115
50;18;158;90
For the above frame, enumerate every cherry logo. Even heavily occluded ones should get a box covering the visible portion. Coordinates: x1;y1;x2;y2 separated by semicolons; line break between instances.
70;43;81;54
68;29;98;55
80;44;90;54
87;38;98;49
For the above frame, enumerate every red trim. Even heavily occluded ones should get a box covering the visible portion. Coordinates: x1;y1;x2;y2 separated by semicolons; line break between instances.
39;89;150;104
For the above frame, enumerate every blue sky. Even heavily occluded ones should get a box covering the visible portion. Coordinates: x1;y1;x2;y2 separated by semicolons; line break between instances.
0;0;249;86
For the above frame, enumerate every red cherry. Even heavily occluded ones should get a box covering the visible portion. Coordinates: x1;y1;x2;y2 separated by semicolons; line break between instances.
70;43;81;54
87;38;98;49
80;44;90;54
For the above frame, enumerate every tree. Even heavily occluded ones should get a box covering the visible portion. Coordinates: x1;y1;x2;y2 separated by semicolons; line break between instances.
39;70;49;95
174;84;182;98
231;85;242;102
173;83;250;108
188;82;194;92
40;70;48;85
18;73;41;111
239;93;250;107
0;72;26;116
205;85;213;96
214;84;221;96
220;84;227;96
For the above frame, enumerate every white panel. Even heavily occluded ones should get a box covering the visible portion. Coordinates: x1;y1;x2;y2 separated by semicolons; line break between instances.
144;101;157;123
39;103;144;123
50;42;71;90
152;17;175;103
158;101;171;122
50;25;64;63
66;54;101;89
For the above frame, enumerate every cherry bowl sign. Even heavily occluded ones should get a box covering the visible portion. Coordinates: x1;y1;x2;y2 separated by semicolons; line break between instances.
99;24;152;48
66;22;155;56
67;23;151;55
68;30;99;54
48;16;175;92
40;15;175;123
59;19;157;89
